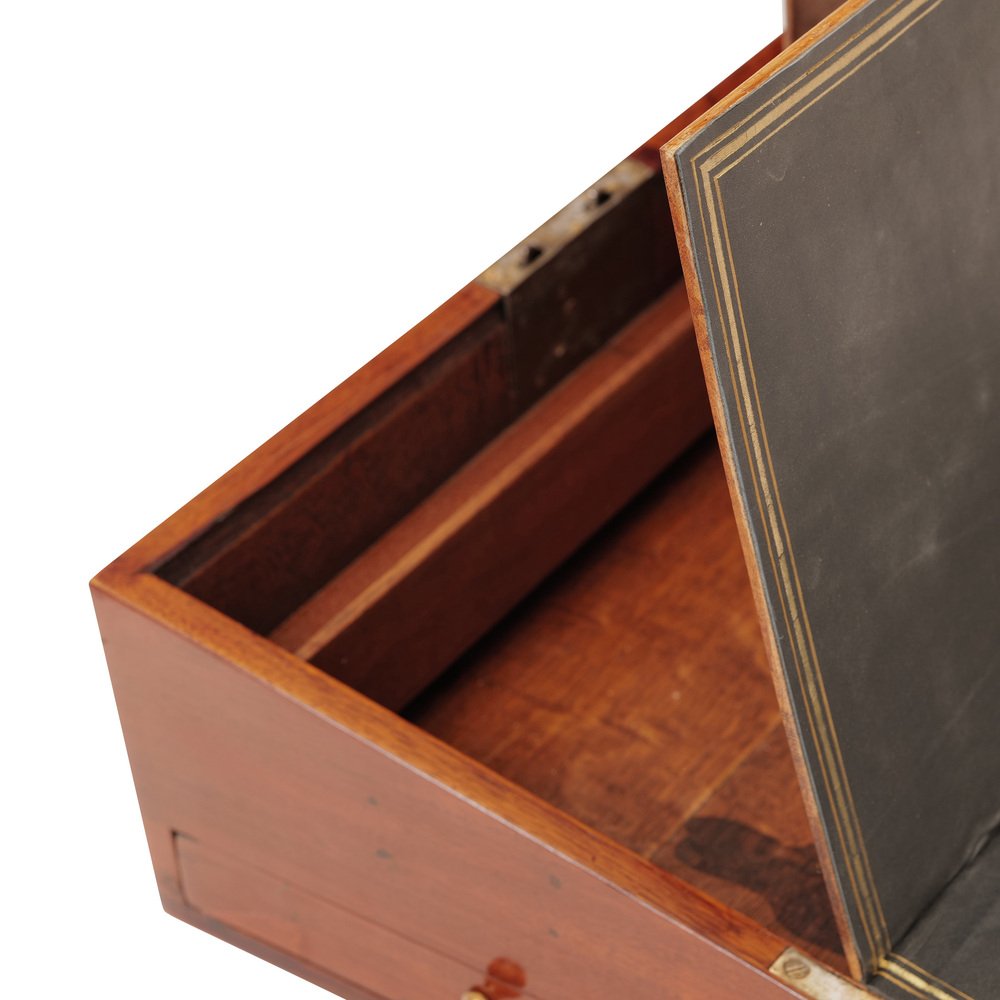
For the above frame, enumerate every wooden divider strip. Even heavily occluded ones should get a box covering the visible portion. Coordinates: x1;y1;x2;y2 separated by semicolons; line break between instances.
270;283;711;709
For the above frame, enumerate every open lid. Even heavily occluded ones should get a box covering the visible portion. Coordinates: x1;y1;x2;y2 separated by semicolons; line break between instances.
662;0;1000;995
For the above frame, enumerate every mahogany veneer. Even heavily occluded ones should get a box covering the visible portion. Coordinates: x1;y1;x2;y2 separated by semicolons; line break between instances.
93;27;870;1000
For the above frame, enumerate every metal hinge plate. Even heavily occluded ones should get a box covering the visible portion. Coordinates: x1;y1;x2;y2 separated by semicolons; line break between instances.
477;158;654;296
474;156;675;406
770;949;873;999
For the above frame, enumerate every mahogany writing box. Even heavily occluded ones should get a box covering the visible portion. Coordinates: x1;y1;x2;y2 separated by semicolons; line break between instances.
93;1;1000;997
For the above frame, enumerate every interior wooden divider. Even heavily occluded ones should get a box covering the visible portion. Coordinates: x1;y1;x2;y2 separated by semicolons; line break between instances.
270;283;711;709
154;38;784;649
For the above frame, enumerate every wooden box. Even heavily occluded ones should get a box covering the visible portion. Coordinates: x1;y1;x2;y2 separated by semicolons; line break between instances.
92;2;999;997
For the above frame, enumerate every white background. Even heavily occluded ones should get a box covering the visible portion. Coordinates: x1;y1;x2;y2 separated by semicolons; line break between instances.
2;2;777;996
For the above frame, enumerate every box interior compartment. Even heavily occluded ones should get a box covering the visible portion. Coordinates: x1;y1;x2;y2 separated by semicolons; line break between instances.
155;154;848;974
405;435;847;972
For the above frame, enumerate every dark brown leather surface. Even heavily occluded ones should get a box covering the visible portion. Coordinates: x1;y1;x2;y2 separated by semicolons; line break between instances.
671;0;1000;989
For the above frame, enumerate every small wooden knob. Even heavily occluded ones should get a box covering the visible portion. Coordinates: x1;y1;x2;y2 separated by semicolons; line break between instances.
460;992;489;1000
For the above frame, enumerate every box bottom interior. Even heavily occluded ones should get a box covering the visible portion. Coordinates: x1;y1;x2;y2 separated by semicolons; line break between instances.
404;436;846;972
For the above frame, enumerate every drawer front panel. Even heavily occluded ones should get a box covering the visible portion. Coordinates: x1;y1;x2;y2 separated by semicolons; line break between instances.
176;835;491;1000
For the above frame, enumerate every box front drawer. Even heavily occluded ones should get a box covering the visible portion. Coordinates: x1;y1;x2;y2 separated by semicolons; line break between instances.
176;835;495;1000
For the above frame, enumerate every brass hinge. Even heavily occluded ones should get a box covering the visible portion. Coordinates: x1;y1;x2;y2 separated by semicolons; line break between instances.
770;949;873;999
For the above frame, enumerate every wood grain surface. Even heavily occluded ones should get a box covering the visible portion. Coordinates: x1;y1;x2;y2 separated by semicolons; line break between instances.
410;438;845;974
157;285;512;635
94;570;805;999
86;32;867;1000
270;284;710;708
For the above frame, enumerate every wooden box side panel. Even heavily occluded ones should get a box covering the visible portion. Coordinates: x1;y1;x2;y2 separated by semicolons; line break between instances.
93;575;800;1000
116;282;502;580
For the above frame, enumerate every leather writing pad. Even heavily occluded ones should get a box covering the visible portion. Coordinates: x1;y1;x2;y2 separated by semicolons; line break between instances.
663;0;1000;995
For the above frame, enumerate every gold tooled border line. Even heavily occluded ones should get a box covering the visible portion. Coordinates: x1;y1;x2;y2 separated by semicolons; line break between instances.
877;954;974;1000
679;0;971;994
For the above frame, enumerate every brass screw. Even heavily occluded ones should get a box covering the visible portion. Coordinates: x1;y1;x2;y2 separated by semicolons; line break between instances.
781;955;812;981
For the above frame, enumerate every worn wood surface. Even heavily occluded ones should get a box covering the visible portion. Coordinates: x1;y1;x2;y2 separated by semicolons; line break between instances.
496;161;681;409
654;725;848;973
271;284;710;708
410;438;845;974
